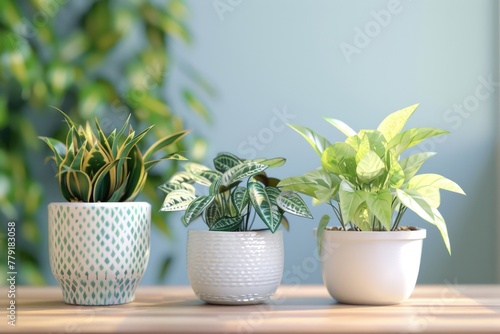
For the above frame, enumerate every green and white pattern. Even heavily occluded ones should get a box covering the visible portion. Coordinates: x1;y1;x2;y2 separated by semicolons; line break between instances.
48;202;151;305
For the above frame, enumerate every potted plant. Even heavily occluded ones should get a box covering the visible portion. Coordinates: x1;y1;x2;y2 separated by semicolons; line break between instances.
159;152;312;305
279;103;465;305
40;109;188;305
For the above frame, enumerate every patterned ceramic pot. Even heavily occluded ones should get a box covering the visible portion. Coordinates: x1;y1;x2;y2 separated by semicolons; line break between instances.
48;202;151;305
187;230;284;305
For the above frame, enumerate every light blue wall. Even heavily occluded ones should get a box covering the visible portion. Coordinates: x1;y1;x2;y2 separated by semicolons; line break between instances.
144;0;500;285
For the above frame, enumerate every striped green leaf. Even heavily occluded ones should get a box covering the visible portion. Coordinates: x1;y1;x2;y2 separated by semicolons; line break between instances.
276;191;313;219
221;161;268;187
182;195;215;226
213;152;242;173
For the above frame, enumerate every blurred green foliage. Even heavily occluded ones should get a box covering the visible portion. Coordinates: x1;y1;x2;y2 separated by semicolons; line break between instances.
0;0;212;284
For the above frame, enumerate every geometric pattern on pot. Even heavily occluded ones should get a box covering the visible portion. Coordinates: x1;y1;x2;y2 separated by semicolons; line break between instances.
187;230;284;305
48;202;151;305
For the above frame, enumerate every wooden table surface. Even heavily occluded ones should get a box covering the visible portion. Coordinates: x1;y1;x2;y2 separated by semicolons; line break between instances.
1;285;499;333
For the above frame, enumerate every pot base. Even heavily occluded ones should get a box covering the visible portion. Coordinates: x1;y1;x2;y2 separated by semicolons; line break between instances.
196;292;273;305
57;278;140;305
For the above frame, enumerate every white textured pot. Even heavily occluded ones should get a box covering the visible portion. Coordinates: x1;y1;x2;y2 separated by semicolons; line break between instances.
48;202;151;305
187;230;283;305
319;229;426;305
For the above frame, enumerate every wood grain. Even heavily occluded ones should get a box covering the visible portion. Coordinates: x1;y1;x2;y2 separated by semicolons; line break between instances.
1;285;499;333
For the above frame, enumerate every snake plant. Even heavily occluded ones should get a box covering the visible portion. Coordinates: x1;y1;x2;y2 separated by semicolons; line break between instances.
159;152;313;232
278;104;465;254
39;109;189;202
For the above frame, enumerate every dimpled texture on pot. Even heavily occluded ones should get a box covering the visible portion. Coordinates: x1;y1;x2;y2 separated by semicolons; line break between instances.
187;230;284;305
48;202;151;305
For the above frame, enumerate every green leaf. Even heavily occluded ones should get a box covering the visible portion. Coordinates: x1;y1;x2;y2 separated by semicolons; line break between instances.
338;181;366;227
221;162;268;187
184;162;210;174
278;169;340;204
39;136;66;165
182;195;215;226
252;157;286;168
324;117;356;137
365;189;392;230
121;146;146;202
157;182;195;195
90;159;122;202
160;189;196;211
210;216;242;231
288;124;331;156
213;152;242;173
169;171;194;184
408;174;465;195
400;152;437;183
143;130;190;161
385;151;404;189
388;127;449;157
204;202;221;228
321;143;357;179
430;208;451;255
265;187;284;230
356;150;385;183
396;189;435;223
209;176;222;195
248;181;278;232
316;214;330;255
377;103;419;141
353;202;371;231
191;169;221;187
276;191;313;219
231;187;249;214
61;170;92;202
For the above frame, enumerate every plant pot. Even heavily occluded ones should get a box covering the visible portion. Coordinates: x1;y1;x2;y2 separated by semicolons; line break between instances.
48;202;151;305
319;229;426;305
187;229;283;305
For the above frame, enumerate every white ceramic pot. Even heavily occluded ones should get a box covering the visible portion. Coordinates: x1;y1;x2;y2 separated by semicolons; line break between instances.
48;202;151;305
187;230;284;305
319;229;426;305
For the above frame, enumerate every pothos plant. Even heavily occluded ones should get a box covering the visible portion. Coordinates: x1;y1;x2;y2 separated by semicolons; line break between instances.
39;109;189;202
278;104;465;254
159;152;313;232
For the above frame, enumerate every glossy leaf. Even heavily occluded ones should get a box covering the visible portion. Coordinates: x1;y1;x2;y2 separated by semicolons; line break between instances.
213;152;242;173
160;189;196;211
321;143;357;179
276;191;313;219
221;162;268;187
182;195;215;226
396;189;435;223
377;103;419;141
288;124;331;156
210;216;242;231
316;214;330;255
356;150;385;183
324;117;356;137
365;189;392;230
399;152;437;183
231;187;249;214
248;181;278;232
388;127;449;157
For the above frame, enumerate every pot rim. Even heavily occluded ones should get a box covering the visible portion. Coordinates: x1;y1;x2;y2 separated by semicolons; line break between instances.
188;229;281;236
319;228;426;240
49;202;151;207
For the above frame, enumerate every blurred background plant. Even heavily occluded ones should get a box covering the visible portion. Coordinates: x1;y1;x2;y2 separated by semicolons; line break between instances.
0;0;213;284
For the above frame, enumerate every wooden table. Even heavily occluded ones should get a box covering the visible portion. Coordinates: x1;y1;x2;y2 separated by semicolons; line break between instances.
1;285;499;333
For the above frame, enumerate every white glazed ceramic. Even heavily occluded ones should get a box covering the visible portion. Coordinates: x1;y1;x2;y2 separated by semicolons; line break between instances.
187;229;284;305
48;202;151;305
320;229;426;305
